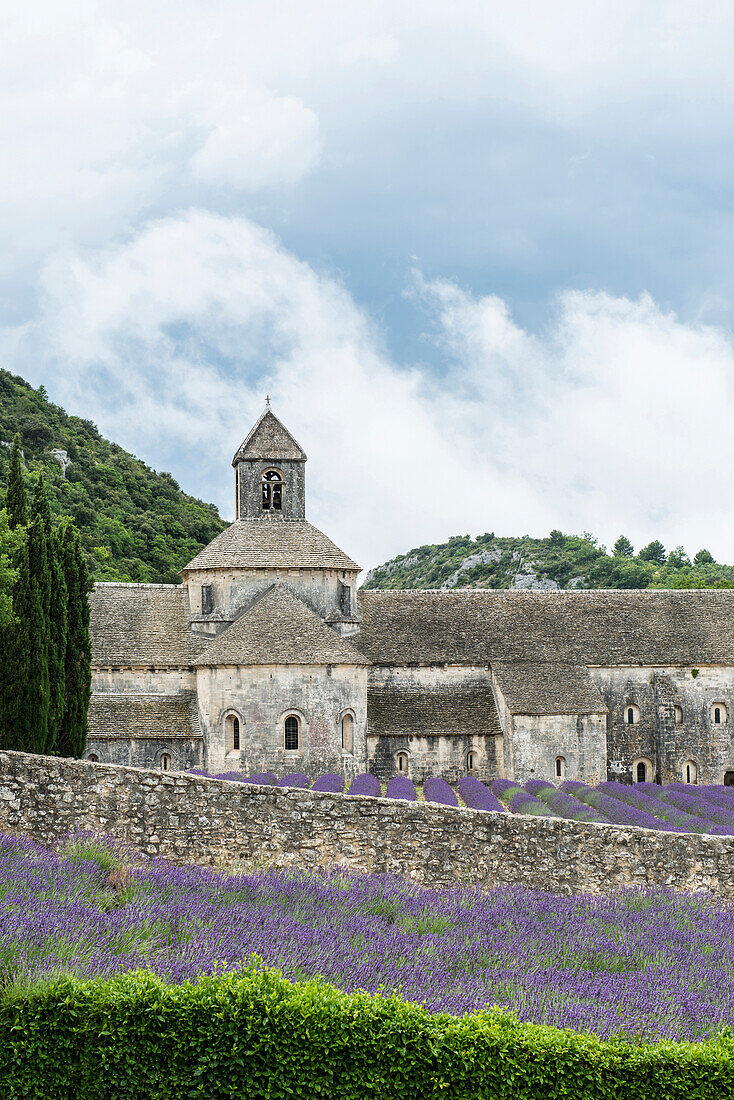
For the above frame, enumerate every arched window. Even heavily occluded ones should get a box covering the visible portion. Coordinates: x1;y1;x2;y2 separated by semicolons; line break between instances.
712;703;728;725
261;469;283;512
396;751;409;774
466;751;478;772
87;753;99;763
555;756;566;779
633;757;652;784
284;715;299;750
225;713;241;752
683;760;697;784
674;705;683;725
626;705;640;725
341;713;354;753
160;753;171;772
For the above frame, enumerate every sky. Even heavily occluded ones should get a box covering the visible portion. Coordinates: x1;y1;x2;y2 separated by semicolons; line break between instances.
3;1;734;571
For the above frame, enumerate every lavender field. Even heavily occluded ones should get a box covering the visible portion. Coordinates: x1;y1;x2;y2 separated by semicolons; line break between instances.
195;767;734;836
1;830;734;1043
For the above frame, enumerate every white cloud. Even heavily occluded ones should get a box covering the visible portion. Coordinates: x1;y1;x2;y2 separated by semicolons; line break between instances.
4;210;734;569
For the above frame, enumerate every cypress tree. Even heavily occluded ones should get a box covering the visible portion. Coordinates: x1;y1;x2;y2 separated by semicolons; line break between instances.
0;535;49;753
5;434;27;529
25;516;51;752
32;474;67;749
56;521;91;758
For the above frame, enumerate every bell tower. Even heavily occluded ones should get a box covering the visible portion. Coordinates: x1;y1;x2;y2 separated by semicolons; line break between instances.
232;400;307;521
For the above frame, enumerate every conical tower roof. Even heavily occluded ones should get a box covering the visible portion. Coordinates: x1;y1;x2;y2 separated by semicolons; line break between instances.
232;407;306;466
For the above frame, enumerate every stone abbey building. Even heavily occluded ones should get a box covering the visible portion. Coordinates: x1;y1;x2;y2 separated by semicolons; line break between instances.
90;407;734;788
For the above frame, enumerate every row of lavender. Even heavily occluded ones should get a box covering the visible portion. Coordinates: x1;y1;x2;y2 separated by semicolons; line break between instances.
5;830;734;1040
190;767;734;835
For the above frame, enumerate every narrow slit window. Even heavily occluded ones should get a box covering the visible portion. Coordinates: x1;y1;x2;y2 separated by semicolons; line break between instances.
284;715;299;750
555;756;566;779
467;751;478;772
341;713;354;753
201;584;213;614
396;752;408;773
160;753;171;772
233;716;240;751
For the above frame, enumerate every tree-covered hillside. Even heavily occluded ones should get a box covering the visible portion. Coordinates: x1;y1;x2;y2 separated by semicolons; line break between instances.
364;530;734;591
0;370;226;583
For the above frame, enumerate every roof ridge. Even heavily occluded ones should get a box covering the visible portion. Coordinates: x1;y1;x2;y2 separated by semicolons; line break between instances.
232;408;307;465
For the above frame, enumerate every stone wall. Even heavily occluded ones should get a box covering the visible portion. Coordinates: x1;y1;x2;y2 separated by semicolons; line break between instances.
1;751;734;897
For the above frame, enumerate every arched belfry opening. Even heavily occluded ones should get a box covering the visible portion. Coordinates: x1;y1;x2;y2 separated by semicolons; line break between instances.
232;403;307;521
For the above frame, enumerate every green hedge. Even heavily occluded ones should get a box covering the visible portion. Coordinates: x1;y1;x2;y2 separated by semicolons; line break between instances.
0;966;733;1099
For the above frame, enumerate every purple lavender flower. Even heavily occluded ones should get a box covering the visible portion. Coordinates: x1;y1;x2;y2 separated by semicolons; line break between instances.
5;831;734;1043
490;779;557;816
278;773;310;789
562;780;677;831
245;773;279;786
346;773;381;797
386;777;418;801
456;777;506;813
311;774;344;793
423;776;459;807
525;780;606;824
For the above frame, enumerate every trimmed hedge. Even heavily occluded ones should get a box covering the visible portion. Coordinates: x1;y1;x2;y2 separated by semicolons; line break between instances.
1;965;733;1099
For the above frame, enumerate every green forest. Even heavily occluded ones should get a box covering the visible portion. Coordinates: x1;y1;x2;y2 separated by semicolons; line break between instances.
364;530;734;591
0;370;226;584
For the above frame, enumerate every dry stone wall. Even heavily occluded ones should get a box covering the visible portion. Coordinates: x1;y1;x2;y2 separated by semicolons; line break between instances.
1;750;733;896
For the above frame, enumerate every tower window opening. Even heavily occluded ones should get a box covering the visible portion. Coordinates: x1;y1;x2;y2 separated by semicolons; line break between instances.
201;584;213;614
284;715;299;750
683;760;697;784
262;470;283;511
674;705;683;725
396;751;408;774
555;756;566;779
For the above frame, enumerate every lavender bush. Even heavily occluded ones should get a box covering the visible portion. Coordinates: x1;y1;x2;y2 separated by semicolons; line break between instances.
346;773;381;797
3;831;734;1042
652;786;734;829
311;773;344;793
562;780;678;831
423;777;459;807
279;773;310;789
456;777;506;813
385;777;418;801
525;780;606;824
245;773;279;786
605;782;733;835
491;780;557;817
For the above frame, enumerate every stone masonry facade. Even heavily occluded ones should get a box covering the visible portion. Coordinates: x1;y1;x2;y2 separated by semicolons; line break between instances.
1;751;734;897
86;405;734;789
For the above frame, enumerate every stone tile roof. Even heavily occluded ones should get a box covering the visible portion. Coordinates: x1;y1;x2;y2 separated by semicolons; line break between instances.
232;408;306;464
193;584;370;667
368;677;502;738
492;663;607;715
181;520;359;573
356;588;734;666
87;692;202;740
90;584;205;667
